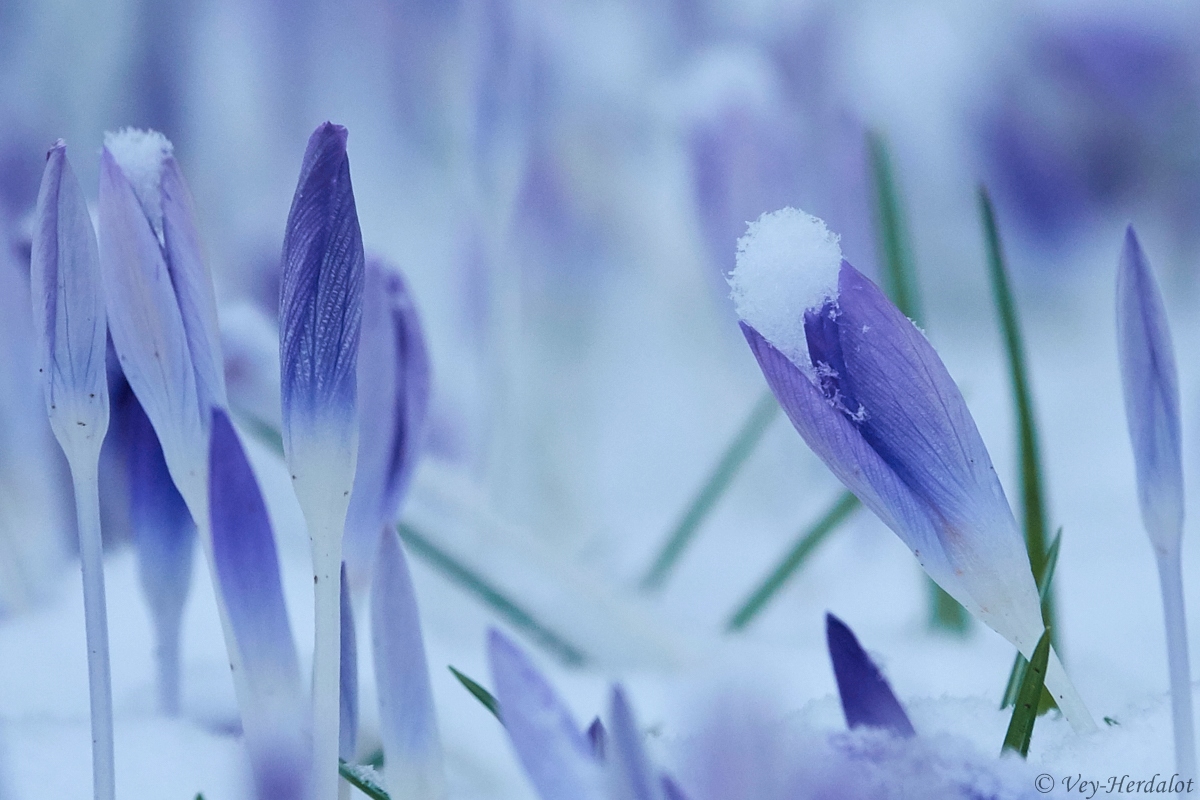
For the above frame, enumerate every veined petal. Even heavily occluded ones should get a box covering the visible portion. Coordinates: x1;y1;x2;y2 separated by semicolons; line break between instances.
825;613;914;738
371;528;445;800
344;259;430;588
830;264;1042;648
1117;226;1183;552
741;322;973;615
30;141;108;456
208;409;305;769
279;122;364;459
608;686;662;800
99;133;217;504
339;561;358;761
487;629;606;800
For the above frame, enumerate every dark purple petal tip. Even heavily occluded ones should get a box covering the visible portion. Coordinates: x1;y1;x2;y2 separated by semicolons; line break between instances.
825;613;915;738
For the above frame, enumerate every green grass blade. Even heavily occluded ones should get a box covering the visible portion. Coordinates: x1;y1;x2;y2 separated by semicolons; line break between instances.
340;759;391;799
449;665;502;721
870;130;968;633
726;491;860;631
1001;528;1062;709
641;391;779;591
1001;627;1052;758
398;523;589;667
979;188;1054;624
868;130;923;327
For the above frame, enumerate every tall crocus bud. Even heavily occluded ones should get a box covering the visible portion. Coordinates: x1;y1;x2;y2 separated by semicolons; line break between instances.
1116;226;1194;780
730;208;1095;733
280;121;365;798
99;128;227;514
343;259;430;591
31;141;115;800
825;613;914;738
209;409;308;797
371;529;444;800
488;630;606;800
111;373;195;716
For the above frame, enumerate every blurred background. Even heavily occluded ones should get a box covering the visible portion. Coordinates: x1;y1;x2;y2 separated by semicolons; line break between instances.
3;0;1200;794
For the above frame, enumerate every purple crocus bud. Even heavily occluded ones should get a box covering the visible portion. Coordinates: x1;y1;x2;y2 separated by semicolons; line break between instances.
608;686;662;800
280;121;365;797
487;629;606;800
730;208;1095;733
587;717;607;761
1116;227;1183;553
112;374;195;716
339;561;358;762
371;528;444;799
98;128;227;516
209;408;307;793
31;141;108;460
343;259;430;591
825;613;914;738
660;776;691;800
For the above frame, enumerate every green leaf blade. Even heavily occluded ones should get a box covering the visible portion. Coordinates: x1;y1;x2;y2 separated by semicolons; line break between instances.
449;665;502;722
1002;627;1052;758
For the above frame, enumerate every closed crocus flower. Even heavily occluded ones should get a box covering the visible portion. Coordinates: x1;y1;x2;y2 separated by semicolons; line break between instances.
729;208;1094;733
1116;227;1194;780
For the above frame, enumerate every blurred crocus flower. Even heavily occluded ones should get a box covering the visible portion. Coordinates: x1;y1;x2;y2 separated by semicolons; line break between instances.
371;528;445;799
110;372;195;716
280;120;364;797
1116;227;1194;779
98;128;227;516
31;140;115;800
825;613;914;739
343;259;430;591
208;408;308;799
729;208;1094;733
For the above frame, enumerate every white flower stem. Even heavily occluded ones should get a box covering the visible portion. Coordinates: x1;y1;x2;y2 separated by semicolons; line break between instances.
311;525;343;800
1157;551;1196;781
1044;647;1098;734
70;455;115;800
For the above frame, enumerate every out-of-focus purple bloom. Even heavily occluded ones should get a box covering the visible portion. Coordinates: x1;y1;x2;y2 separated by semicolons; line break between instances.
660;776;691;800
208;408;307;792
488;629;606;800
111;373;195;716
98;128;227;511
371;528;445;799
1116;227;1183;552
731;213;1093;731
825;613;914;738
979;16;1200;250
587;717;607;761
339;561;357;762
343;259;430;591
31;141;108;459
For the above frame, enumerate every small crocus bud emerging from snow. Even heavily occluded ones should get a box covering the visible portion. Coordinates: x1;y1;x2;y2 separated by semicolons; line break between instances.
1116;226;1195;780
825;613;914;738
488;629;607;800
731;208;1095;733
371;529;445;800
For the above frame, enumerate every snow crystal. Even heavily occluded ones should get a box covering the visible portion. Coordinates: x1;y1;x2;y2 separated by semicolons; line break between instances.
729;208;842;366
104;128;173;242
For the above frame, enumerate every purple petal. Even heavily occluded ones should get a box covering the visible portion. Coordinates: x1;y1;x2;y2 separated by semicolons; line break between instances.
487;629;605;800
608;686;660;800
660;775;692;800
741;321;970;610
1117;226;1183;550
370;528;444;798
279;122;364;444
208;408;305;769
344;259;430;588
30;141;109;452
825;613;915;737
339;561;358;761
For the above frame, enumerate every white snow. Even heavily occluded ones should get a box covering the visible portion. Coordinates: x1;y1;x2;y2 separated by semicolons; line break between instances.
103;129;173;242
729;208;843;367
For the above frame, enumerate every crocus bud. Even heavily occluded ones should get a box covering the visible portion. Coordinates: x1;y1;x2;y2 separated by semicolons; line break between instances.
731;208;1094;733
826;613;914;738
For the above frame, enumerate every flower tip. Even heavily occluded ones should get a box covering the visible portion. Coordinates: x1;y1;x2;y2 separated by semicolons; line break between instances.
826;612;915;738
46;139;65;160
